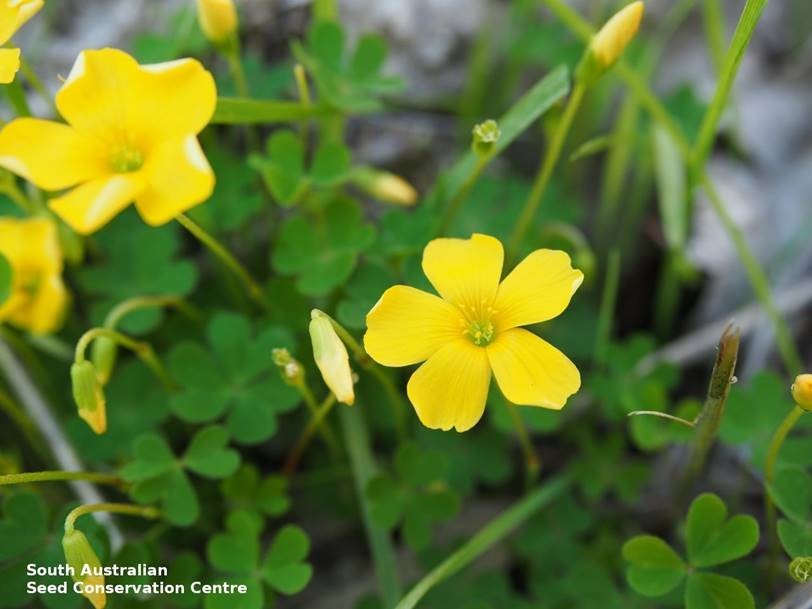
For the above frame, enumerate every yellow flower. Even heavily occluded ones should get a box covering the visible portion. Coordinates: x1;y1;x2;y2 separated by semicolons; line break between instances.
364;234;583;432
792;374;812;412
0;48;217;234
591;1;644;69
196;0;238;45
309;310;355;405
0;216;67;334
0;0;42;84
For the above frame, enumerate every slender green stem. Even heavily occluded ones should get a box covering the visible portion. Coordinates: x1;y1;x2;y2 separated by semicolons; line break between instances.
104;295;199;328
176;213;268;311
75;328;175;391
507;405;540;483
681;324;740;491
508;83;585;260
4;78;31;117
701;0;727;74
0;174;34;214
64;502;159;533
394;475;571;609
594;249;620;365
296;384;341;458
765;404;806;580
0;470;123;488
19;57;56;115
0;387;47;454
283;393;338;476
340;406;402;608
438;155;487;235
653;251;682;338
293;64;313;139
700;176;802;374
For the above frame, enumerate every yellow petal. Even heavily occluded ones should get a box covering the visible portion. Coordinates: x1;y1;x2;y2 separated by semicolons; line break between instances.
0;119;105;190
49;174;145;235
56;49;216;143
422;233;503;311
364;285;463;367
134;136;214;226
494;249;583;330
487;328;580;409
0;48;20;83
0;0;42;44
406;340;491;432
16;274;68;334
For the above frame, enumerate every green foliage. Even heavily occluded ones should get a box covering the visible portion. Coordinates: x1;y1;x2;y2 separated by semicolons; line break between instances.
0;251;11;306
120;427;240;525
623;493;759;609
366;442;460;551
168;312;300;444
205;510;313;609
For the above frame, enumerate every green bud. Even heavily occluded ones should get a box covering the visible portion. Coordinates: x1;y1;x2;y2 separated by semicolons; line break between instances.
309;310;354;405
472;119;501;157
90;336;118;386
62;528;106;609
71;361;107;435
790;557;812;582
271;348;304;387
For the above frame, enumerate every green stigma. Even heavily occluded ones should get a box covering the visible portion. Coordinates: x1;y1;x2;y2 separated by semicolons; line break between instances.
466;319;495;346
109;147;144;173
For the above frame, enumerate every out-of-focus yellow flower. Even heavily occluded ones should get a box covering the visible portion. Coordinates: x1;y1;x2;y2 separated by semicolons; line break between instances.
0;216;67;334
591;1;644;69
310;310;355;405
196;0;238;45
365;234;583;432
0;0;42;83
0;48;217;234
62;528;106;609
792;374;812;412
355;168;418;206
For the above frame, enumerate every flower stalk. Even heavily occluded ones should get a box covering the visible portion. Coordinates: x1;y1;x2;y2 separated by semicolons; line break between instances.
0;470;124;488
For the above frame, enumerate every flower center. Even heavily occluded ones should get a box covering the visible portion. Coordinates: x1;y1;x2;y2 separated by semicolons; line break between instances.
466;319;495;346
109;146;144;173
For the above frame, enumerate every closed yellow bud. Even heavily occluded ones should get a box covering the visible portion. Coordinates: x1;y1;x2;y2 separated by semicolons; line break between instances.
71;361;107;434
591;2;644;68
355;169;418;206
309;310;355;405
62;529;106;609
196;0;238;44
791;374;812;412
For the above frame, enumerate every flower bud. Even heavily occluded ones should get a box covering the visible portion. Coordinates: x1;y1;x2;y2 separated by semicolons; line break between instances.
354;168;418;206
309;310;354;405
196;0;238;45
790;557;812;583
71;361;107;434
791;374;812;412
272;348;305;386
472;119;501;157
90;337;118;386
577;2;644;86
62;528;106;609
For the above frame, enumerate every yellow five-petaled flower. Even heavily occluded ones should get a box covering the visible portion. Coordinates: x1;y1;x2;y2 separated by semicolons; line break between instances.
0;48;217;234
0;0;42;83
0;216;68;334
364;234;583;432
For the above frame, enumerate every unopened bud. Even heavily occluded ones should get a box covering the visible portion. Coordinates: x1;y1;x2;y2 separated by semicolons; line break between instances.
62;528;106;609
790;557;812;583
71;361;107;434
196;0;238;45
309;310;354;405
577;2;644;85
791;374;812;412
472;119;501;157
90;337;118;386
272;348;304;386
354;168;418;206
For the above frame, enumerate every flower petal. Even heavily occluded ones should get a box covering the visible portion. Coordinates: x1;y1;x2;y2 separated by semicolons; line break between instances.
364;285;463;367
0;119;105;190
0;0;42;44
487;328;580;409
134;136;214;226
494;249;583;330
56;49;216;143
0;48;20;83
422;233;503;310
19;275;68;334
407;340;491;432
49;174;145;235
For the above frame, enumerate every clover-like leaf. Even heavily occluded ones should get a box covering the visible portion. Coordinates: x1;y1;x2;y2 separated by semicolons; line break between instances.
119;433;175;482
685;493;759;568
207;510;263;574
778;519;812;558
262;525;313;595
183;426;241;479
221;465;291;517
0;492;48;561
684;572;754;609
622;535;687;597
769;466;812;524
